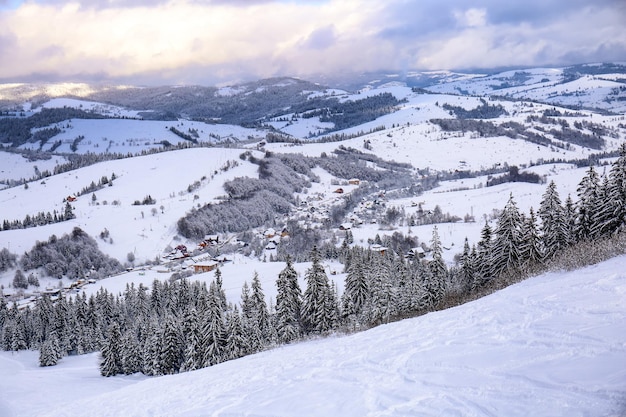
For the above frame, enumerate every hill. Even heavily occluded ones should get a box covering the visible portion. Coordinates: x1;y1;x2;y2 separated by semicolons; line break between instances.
1;254;624;417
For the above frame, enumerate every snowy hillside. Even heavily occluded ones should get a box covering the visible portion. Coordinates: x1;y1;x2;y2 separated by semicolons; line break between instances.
1;255;624;417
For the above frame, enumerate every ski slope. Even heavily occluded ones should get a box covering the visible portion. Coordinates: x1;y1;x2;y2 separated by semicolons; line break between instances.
1;255;625;417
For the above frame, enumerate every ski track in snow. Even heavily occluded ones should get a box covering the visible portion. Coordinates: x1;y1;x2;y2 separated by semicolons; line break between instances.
1;256;624;417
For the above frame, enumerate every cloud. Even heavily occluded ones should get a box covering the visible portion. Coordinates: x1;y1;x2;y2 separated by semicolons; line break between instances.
301;25;337;50
0;0;624;85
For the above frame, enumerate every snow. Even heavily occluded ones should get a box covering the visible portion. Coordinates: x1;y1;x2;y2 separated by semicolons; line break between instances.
18;118;264;154
1;255;625;417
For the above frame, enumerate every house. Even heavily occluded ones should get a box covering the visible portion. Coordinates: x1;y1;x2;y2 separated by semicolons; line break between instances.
339;222;352;231
264;228;276;238
265;242;278;250
193;261;219;274
333;188;344;194
281;227;290;238
213;255;232;264
66;195;77;202
204;234;219;244
348;178;360;185
370;244;387;255
407;247;426;259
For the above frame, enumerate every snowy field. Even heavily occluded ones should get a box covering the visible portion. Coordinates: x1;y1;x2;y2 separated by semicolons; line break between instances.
1;255;625;417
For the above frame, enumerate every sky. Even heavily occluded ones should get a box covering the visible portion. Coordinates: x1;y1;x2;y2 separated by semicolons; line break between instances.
0;0;625;86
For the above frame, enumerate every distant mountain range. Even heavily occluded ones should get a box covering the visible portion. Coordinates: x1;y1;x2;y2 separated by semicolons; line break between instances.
1;62;625;122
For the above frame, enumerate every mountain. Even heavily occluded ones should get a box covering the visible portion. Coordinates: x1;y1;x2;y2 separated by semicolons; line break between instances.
0;63;625;416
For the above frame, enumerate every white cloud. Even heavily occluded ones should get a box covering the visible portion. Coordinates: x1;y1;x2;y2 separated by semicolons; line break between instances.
0;0;624;84
454;8;487;28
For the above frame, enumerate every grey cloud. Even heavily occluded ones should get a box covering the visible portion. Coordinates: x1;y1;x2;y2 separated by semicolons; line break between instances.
560;42;626;65
302;25;336;50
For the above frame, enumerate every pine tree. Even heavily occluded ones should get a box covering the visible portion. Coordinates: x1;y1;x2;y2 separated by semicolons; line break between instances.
159;316;183;375
63;202;75;220
100;322;122;377
490;194;524;277
224;306;247;360
364;252;395;325
341;250;369;319
301;246;337;334
594;146;626;236
275;256;302;344
520;207;543;269
426;226;447;306
575;166;600;241
250;272;271;342
475;221;493;287
538;181;567;260
120;329;142;375
563;195;577;246
201;288;225;367
459;238;476;292
180;308;202;372
39;331;61;367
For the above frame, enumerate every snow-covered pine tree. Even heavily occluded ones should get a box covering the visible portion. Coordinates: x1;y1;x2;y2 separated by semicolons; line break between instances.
39;331;62;367
213;269;228;313
250;272;271;343
364;252;395;325
159;316;183;375
593;145;626;237
459;238;476;293
201;286;226;367
142;329;162;376
120;329;142;375
275;256;302;344
224;306;248;360
301;246;337;334
426;226;447;306
563;195;577;246
100;322;122;377
490;194;524;278
341;250;369;320
538;181;567;260
474;221;493;287
520;207;544;269
180;308;202;372
576;166;600;241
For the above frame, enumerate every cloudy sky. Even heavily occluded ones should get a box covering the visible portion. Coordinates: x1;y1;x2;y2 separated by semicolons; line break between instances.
0;0;625;86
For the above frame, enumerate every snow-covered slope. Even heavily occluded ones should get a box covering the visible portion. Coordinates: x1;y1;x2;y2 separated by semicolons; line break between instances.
1;255;624;417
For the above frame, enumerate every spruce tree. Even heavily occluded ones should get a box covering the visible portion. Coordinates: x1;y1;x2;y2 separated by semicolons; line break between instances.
301;246;337;334
120;329;142;375
180;308;202;372
201;288;225;367
491;194;524;277
575;166;600;241
100;322;122;377
250;272;271;342
275;256;302;344
459;238;476;293
426;226;447;306
39;331;61;367
594;146;626;236
520;207;543;269
538;181;567;260
364;252;395;325
341;251;369;319
475;221;493;287
224;306;248;360
159;316;183;375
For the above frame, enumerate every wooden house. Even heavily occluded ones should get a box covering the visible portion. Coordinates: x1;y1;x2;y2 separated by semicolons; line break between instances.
193;261;219;274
